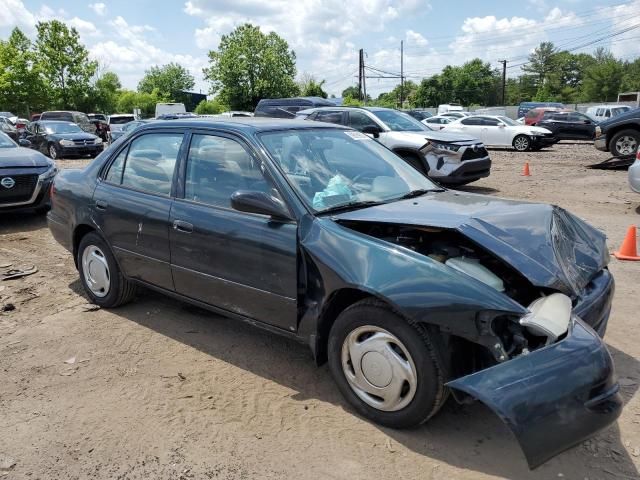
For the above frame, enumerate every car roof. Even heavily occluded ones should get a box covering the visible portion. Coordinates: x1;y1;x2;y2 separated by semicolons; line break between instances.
109;113;136;117
296;106;396;113
134;117;349;133
42;110;84;114
39;120;77;124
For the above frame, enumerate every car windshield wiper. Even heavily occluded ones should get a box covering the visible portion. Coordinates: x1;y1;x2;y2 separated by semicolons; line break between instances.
397;188;444;200
319;200;387;215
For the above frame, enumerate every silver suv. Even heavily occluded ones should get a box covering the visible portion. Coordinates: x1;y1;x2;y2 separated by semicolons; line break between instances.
299;107;491;185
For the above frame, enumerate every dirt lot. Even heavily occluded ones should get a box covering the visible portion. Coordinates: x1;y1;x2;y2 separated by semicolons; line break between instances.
1;143;639;480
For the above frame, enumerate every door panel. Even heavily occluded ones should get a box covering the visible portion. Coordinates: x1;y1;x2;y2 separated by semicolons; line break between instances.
169;132;298;331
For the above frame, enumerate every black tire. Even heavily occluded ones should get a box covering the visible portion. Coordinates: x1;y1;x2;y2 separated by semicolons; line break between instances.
328;298;446;428
609;129;640;157
512;134;531;152
77;232;137;308
48;143;59;159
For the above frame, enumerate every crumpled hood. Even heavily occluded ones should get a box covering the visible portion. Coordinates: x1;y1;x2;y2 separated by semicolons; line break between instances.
0;147;52;168
385;130;478;146
333;190;608;295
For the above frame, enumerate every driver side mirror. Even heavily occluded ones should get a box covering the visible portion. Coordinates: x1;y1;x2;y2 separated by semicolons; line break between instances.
18;138;31;147
361;125;381;138
231;190;292;221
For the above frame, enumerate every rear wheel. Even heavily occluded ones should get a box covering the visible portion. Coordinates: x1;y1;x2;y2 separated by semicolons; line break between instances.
77;232;137;307
513;135;531;152
328;299;446;428
609;129;639;157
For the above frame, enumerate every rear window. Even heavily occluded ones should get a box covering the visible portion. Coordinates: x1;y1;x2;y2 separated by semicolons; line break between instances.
110;116;135;124
42;112;72;121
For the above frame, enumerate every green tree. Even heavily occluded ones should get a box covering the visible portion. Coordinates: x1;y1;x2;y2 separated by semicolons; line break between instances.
203;23;298;110
522;42;557;87
621;58;640;92
299;73;327;98
94;71;121;113
194;98;226;114
35;20;97;109
116;89;167;117
341;85;360;99
581;49;624;102
137;62;195;101
0;27;49;116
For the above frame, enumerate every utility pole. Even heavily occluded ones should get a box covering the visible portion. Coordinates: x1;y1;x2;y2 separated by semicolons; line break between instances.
499;59;507;106
400;40;404;108
358;49;364;101
362;61;367;105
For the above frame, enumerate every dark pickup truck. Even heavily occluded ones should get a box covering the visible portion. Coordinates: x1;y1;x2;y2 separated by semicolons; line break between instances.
594;107;640;156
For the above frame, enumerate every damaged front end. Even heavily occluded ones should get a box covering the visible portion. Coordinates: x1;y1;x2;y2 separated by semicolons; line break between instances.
330;204;621;468
418;136;491;184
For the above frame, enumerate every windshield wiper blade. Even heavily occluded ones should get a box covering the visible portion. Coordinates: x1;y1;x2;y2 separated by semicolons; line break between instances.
319;200;386;215
398;188;443;200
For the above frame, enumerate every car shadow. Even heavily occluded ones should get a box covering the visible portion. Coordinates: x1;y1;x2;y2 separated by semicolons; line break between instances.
97;287;639;479
0;211;48;235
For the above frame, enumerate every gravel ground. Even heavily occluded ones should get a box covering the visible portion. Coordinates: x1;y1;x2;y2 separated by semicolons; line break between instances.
0;142;639;480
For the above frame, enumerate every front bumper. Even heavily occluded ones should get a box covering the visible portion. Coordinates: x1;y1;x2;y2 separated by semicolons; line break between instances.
574;269;614;337
628;159;640;193
0;176;53;213
594;136;608;152
448;317;622;469
530;135;556;148
60;144;103;157
439;157;492;185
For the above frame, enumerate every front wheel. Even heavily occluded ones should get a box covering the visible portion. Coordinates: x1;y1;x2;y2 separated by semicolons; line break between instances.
609;129;639;157
513;135;531;152
48;143;59;159
77;232;137;307
328;299;446;428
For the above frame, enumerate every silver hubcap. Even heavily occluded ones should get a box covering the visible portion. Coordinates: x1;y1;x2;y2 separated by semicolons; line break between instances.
81;245;110;297
341;325;417;412
49;145;57;159
514;137;529;151
616;136;637;155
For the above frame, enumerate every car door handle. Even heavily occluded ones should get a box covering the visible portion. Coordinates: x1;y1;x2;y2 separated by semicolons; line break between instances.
95;200;108;211
173;220;193;233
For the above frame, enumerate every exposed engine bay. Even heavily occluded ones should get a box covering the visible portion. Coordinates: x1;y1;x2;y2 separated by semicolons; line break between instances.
338;221;574;366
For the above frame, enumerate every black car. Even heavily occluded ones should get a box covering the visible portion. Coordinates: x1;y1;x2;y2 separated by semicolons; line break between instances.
254;97;335;118
47;118;620;469
536;111;596;141
0;131;57;213
26;121;103;159
405;109;433;121
594;107;640;156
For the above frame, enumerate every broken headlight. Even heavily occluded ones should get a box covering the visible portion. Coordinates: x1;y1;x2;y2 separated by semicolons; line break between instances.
520;293;572;345
430;142;460;152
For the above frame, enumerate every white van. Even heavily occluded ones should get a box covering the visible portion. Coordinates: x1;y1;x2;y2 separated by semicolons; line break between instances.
155;102;186;118
585;105;632;122
438;103;464;115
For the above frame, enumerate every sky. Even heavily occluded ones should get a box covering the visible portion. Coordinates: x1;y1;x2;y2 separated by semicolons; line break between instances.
0;0;638;98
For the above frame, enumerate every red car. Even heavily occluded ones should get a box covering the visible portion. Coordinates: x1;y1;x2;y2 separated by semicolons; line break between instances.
525;107;565;126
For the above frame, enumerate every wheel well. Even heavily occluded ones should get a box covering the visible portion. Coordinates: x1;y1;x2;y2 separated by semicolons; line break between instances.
73;224;96;263
314;288;374;365
392;148;428;174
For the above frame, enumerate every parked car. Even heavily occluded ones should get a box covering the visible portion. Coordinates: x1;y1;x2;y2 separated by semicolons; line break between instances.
517;101;564;119
11;118;30;136
0;116;19;141
47;118;621;469
444;115;555;151
155;102;186;118
0;111;16;119
405;109;433;121
421;115;454;130
108;120;150;142
594;107;640;157
254;97;335;118
524;107;565;125
0;131;56;213
219;111;254;117
25;121;103;159
155;113;198;120
107;114;136;142
40;111;96;134
31;113;41;122
629;148;640;194
301;106;491;185
536;111;596;141
585;105;632;123
88;113;108;122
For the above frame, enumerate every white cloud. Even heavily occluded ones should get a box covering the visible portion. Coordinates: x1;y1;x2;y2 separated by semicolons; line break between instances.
68;17;100;36
406;30;428;47
605;0;640;59
89;3;106;16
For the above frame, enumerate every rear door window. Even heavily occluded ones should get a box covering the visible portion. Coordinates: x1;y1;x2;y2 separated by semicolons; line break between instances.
461;117;483;125
347;111;379;131
315;111;343;125
116;133;184;196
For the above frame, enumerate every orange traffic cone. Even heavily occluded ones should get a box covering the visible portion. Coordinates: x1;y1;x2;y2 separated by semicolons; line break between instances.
522;162;531;176
613;225;640;261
